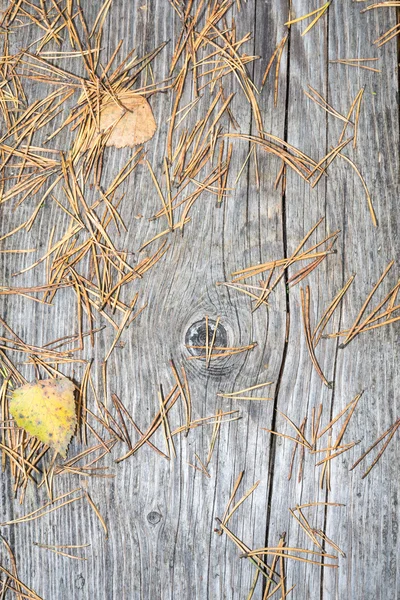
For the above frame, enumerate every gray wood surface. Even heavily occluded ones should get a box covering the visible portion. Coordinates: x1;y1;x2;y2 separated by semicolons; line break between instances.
0;1;399;599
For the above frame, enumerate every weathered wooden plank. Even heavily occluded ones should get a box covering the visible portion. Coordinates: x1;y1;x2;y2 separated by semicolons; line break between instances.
0;1;184;598
0;1;398;599
0;1;287;598
262;0;400;598
322;2;400;599
262;1;333;598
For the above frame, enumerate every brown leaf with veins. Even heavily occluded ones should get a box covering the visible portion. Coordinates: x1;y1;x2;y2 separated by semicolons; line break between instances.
97;91;157;148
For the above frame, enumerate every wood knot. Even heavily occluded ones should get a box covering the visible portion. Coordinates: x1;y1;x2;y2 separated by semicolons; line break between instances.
147;511;162;525
185;318;228;357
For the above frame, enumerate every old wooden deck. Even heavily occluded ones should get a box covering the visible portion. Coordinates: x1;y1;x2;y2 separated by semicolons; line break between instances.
0;1;399;599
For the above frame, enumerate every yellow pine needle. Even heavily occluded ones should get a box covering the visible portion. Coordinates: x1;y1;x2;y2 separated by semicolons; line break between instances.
285;3;331;36
301;2;331;36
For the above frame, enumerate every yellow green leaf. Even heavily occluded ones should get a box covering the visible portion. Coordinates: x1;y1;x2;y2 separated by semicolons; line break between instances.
10;378;77;457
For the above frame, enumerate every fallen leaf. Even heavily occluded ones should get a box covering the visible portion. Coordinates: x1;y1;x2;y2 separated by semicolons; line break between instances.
10;378;77;457
97;91;157;148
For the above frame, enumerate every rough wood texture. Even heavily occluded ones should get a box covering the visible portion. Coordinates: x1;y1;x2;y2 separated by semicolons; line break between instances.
0;1;399;599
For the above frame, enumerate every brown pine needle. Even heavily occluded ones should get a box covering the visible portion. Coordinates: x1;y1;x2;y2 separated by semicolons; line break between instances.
330;311;400;339
262;429;311;449
116;384;180;462
158;385;175;459
317;394;362;440
103;295;146;362
261;35;286;89
312;275;355;347
164;157;174;229
84;490;108;538
218;141;232;204
217;281;270;304
313;529;346;558
265;582;296;600
0;488;83;526
235;145;254;185
350;418;399;478
207;316;220;368
253;266;275;311
186;342;257;360
246;546;337;557
288;508;323;550
329;59;381;73
300;286;332;388
229;250;333;283
338;87;364;147
309;137;353;187
246;568;260;600
264;410;312;450
0;534;24;600
311;404;323;446
218;381;274;397
226;132;318;181
331;392;363;452
341;261;394;346
188;453;211;478
315;441;360;465
295;501;345;510
288;423;302;481
33;542;89;561
217;471;244;536
231;218;331;282
206;409;222;466
170;359;191;436
338;153;377;227
288;239;337;287
305;85;350;123
181;364;192;436
216;519;274;583
298;419;307;482
360;2;400;12
374;22;400;46
243;549;338;568
0;563;42;600
146;158;172;230
262;533;285;599
320;432;332;490
223;480;260;528
111;393;166;458
274;35;288;107
171;410;240;437
218;395;272;401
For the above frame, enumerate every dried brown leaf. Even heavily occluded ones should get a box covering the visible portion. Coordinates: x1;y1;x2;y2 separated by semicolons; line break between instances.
96;91;156;148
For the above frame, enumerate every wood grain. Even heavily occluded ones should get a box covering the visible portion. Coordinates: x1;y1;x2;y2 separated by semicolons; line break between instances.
0;1;398;599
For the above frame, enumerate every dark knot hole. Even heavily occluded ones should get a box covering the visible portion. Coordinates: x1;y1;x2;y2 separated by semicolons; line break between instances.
185;318;228;357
